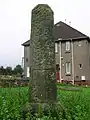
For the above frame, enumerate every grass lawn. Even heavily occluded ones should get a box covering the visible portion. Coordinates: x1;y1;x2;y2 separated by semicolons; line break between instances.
58;84;90;120
0;84;90;119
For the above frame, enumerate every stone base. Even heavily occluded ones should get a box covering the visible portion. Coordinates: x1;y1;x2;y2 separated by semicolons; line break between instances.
21;102;64;119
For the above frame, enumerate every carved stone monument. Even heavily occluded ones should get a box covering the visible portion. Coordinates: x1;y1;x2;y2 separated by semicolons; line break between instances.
29;4;57;105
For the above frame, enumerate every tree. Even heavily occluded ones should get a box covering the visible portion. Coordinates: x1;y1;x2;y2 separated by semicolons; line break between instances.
0;66;4;75
13;65;23;75
5;66;12;75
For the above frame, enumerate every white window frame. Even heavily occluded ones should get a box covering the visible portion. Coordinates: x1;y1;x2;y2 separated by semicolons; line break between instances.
81;76;85;80
27;67;30;77
66;41;70;51
66;62;71;74
55;43;58;53
78;41;82;46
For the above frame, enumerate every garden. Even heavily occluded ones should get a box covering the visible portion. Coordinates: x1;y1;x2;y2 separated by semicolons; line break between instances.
0;84;90;120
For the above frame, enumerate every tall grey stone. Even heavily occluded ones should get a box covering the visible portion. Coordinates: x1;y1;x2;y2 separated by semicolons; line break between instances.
29;4;57;104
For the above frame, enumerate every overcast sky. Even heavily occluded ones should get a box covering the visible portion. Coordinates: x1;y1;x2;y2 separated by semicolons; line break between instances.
0;0;90;68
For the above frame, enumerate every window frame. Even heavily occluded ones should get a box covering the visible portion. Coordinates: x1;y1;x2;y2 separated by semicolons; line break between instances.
78;41;82;46
55;43;58;53
66;41;70;51
26;67;30;77
65;62;71;74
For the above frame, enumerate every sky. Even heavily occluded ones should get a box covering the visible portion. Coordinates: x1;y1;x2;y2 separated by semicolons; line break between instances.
0;0;90;68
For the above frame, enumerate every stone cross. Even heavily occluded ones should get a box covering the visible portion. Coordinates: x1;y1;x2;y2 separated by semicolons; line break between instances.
29;4;57;104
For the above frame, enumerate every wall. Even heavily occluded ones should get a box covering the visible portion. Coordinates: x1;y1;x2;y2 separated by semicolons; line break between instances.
60;39;90;81
73;40;90;80
60;41;72;81
24;43;60;78
24;46;30;77
55;43;60;64
23;39;90;81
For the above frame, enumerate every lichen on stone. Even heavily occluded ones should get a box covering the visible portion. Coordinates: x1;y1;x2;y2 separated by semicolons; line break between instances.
29;4;57;104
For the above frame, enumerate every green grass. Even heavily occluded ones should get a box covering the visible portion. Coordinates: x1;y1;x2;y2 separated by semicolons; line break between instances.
58;85;90;120
0;87;28;120
0;85;90;119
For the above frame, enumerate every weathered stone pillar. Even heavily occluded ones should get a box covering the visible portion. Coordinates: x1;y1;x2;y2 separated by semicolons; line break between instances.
29;4;57;105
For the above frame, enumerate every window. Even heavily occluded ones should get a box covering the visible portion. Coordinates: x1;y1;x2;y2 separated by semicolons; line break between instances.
56;64;60;71
76;76;79;79
66;62;71;74
55;43;58;53
26;58;28;62
27;67;30;77
79;64;82;69
66;41;70;51
78;41;82;46
81;76;85;80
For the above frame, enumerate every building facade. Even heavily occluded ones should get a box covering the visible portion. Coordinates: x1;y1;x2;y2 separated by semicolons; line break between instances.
22;21;90;84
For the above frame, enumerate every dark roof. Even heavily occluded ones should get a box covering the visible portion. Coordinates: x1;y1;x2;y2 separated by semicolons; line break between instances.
54;21;89;40
22;40;30;46
22;21;89;46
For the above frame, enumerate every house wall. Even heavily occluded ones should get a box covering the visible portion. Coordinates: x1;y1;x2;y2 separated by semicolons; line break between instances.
24;46;30;77
60;41;72;81
60;39;90;81
73;40;90;80
55;43;60;64
23;39;90;81
89;41;90;68
24;43;60;78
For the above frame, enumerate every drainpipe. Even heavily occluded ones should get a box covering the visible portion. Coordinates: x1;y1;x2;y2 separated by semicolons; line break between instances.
71;39;74;85
59;41;61;83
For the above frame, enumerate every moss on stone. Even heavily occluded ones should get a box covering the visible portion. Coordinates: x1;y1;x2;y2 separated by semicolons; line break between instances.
29;4;57;104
